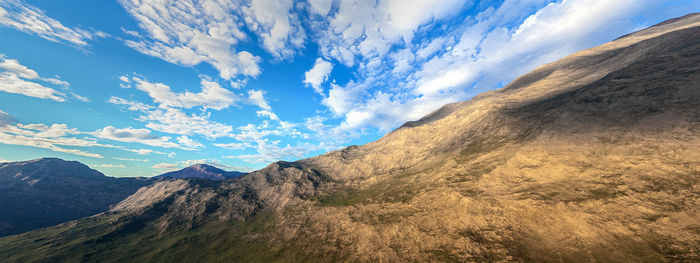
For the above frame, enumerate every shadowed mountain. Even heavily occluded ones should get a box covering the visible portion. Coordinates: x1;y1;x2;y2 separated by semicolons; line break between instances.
0;158;151;237
154;164;246;181
0;14;698;262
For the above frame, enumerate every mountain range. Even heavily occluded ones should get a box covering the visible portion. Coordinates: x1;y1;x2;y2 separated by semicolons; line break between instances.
0;13;698;262
0;159;245;237
0;158;150;237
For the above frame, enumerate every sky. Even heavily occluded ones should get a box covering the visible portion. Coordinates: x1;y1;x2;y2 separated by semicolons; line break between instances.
0;0;697;177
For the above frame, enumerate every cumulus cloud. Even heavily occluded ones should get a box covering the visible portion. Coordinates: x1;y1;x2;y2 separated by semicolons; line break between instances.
303;57;333;94
247;89;271;110
312;0;465;66
0;0;101;46
243;0;306;59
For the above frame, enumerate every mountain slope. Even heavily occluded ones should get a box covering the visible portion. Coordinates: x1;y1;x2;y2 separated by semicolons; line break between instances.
0;14;698;262
0;158;151;237
154;164;246;180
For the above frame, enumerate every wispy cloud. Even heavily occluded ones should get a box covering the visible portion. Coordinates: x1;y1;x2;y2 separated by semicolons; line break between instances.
0;109;189;159
113;157;149;162
0;54;82;101
118;0;261;80
108;96;234;139
0;121;104;158
93;126;195;150
0;0;103;46
91;163;127;168
120;75;238;110
224;139;339;164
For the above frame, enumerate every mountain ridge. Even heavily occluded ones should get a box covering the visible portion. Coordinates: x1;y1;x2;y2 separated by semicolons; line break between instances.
0;157;152;237
154;163;246;181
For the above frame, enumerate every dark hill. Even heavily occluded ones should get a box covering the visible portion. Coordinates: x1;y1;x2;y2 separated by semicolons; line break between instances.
0;158;151;237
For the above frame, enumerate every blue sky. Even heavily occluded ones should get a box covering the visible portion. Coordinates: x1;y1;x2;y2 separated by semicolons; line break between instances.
0;0;697;177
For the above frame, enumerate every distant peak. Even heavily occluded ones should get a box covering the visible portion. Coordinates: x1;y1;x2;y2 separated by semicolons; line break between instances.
155;163;244;181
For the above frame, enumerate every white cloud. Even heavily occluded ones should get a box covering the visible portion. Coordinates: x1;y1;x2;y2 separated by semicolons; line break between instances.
213;141;253;150
0;54;39;79
256;110;280;120
0;54;79;101
109;96;234;138
92;163;127;168
152;162;179;170
70;92;90;102
176;135;204;149
247;89;283;121
230;123;281;142
93;126;192;149
224;139;339;164
0;72;65;101
303;0;672;138
313;0;465;66
0;120;104;158
122;76;237;110
308;0;333;15
303;57;333;94
118;0;262;79
247;89;271;110
0;109;192;159
243;0;306;59
113;157;149;162
0;109;16;125
322;81;368;116
0;0;98;46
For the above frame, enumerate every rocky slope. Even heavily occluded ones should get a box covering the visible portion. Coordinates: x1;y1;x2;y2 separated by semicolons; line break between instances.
0;158;151;237
154;164;246;181
0;14;698;262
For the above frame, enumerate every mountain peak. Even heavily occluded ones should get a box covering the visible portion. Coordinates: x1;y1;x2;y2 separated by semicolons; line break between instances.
155;164;245;181
0;158;151;237
0;157;105;181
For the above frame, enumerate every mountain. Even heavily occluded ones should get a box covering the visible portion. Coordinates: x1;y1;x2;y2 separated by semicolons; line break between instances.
155;164;246;180
0;158;151;237
1;13;699;262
